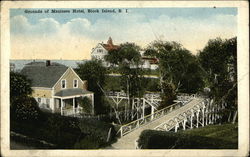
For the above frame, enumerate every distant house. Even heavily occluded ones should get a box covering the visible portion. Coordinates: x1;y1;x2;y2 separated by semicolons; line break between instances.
141;56;159;70
91;37;159;70
91;37;119;67
21;60;94;116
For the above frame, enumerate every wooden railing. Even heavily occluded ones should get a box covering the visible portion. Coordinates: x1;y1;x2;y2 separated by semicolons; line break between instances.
62;108;80;116
117;102;183;137
154;98;204;131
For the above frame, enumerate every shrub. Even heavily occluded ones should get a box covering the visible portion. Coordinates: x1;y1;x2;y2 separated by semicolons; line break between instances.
138;130;235;149
77;118;117;148
10;111;117;149
11;96;42;122
41;114;81;148
74;135;100;149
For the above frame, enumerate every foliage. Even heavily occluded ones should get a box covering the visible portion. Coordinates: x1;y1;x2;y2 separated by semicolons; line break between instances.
11;96;42;122
159;81;176;108
10;111;117;149
104;76;122;91
10;71;33;104
198;37;237;123
105;42;146;98
78;96;92;114
42;114;81;148
75;60;107;114
138;124;238;149
10;134;56;149
74;134;100;149
146;41;205;94
78;118;116;142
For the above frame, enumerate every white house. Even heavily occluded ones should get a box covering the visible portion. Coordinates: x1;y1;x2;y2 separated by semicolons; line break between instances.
91;37;119;67
91;37;159;70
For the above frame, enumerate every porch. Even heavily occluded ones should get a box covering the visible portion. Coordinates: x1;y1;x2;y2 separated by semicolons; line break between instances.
53;88;94;116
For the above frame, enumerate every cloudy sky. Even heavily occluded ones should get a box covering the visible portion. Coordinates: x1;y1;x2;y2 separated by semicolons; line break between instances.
10;8;237;60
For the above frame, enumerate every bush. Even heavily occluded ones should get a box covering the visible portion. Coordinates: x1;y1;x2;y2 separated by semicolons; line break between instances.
138;129;236;149
10;111;117;149
77;118;117;148
11;96;42;122
40;114;81;148
74;135;101;149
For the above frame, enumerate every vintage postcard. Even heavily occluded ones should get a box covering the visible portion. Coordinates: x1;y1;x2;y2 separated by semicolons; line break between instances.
1;1;249;157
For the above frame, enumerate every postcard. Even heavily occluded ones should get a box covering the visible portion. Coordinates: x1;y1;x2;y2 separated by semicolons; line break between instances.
1;1;249;157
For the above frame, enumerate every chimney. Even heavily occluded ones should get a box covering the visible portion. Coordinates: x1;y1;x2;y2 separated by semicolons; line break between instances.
46;60;51;66
107;37;113;45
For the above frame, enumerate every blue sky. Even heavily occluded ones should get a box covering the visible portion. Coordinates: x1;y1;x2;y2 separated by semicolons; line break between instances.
10;8;237;59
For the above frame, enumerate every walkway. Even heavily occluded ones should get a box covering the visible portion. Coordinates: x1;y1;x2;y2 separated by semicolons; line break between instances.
111;98;201;149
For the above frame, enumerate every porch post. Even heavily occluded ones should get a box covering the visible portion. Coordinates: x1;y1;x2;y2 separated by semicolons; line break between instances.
60;98;63;115
73;97;75;115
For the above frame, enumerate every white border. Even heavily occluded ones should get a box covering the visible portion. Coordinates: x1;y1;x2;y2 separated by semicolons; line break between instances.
1;1;249;157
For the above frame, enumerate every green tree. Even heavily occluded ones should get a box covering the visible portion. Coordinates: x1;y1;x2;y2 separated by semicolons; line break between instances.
10;71;32;104
105;42;145;98
105;43;146;121
11;96;42;121
75;60;107;114
78;96;92;114
198;37;237;123
145;40;205;106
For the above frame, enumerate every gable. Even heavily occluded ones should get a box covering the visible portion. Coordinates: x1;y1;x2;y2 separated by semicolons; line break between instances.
91;43;108;55
53;67;86;93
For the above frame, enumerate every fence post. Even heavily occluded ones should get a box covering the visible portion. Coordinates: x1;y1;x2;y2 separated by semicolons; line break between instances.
120;126;123;137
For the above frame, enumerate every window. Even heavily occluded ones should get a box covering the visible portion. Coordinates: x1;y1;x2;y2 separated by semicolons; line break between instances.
73;79;78;88
97;49;103;53
46;98;50;105
46;99;50;108
38;98;41;103
61;79;66;89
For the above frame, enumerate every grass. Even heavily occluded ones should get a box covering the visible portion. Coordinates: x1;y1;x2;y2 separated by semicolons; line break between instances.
177;123;238;149
104;75;160;92
182;123;238;146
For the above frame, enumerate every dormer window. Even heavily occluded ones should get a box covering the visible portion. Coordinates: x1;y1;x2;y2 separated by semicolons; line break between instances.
61;79;66;89
73;79;78;88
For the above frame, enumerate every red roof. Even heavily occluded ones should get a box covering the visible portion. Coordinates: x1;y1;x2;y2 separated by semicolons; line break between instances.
101;37;120;51
142;56;159;64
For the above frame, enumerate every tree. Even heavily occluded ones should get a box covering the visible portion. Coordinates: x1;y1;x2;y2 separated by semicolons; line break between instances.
105;42;145;98
11;96;42;121
105;42;146;121
10;71;32;104
198;37;237;123
75;60;107;114
78;96;92;114
145;40;205;106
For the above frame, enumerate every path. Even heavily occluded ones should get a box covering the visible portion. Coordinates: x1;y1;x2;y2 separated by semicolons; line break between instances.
111;98;201;149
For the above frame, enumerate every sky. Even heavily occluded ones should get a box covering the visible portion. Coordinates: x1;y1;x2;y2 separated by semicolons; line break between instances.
10;8;237;60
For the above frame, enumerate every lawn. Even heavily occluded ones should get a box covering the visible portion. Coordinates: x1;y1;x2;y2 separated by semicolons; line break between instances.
181;123;238;147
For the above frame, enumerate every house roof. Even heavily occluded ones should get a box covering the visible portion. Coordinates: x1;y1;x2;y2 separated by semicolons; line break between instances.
101;43;120;51
54;88;93;97
100;37;120;51
142;56;159;64
21;61;68;88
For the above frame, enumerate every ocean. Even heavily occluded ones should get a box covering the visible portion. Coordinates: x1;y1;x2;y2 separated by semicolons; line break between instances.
10;59;88;71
